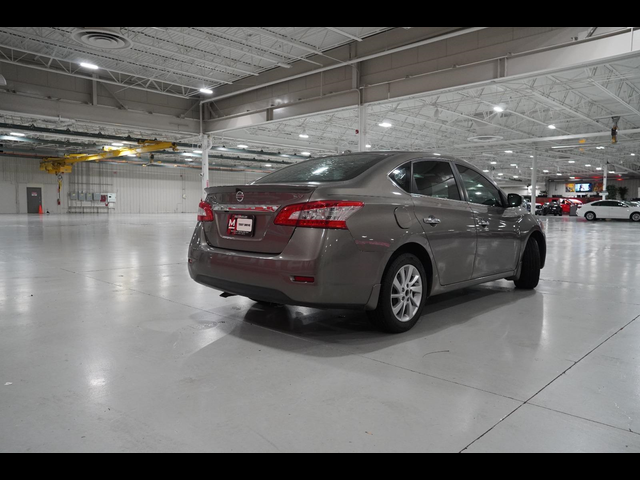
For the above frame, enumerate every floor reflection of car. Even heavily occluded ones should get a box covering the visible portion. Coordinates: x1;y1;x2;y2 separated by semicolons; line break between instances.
189;153;547;334
541;202;563;216
583;201;640;222
535;204;544;216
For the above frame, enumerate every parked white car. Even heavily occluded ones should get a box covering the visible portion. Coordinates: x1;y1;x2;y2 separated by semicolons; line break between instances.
583;201;640;222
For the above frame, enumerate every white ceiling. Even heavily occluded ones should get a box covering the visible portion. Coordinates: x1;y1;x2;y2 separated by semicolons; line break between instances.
1;27;640;180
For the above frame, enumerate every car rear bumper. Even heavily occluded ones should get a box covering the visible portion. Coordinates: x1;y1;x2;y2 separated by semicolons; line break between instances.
188;224;383;310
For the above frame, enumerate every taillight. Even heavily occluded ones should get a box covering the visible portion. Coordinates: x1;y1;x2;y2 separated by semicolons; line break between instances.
197;201;214;222
274;201;364;230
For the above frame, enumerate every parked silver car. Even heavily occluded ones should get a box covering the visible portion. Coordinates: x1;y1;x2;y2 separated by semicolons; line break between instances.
189;153;546;333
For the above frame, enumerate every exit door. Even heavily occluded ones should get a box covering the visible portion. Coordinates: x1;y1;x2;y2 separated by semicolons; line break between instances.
27;187;42;214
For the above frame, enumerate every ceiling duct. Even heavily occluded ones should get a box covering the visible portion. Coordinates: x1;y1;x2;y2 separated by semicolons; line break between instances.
71;27;132;50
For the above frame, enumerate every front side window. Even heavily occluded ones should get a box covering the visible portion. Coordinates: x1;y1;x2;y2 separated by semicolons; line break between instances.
457;166;503;207
389;163;412;193
412;161;461;201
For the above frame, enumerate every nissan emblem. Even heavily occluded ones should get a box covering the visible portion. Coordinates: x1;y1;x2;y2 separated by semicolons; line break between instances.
236;190;245;203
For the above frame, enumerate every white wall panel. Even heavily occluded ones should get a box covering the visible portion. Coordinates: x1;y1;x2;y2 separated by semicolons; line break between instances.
0;157;265;214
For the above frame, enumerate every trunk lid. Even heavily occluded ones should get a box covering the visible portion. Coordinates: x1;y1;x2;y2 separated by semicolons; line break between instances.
203;185;316;254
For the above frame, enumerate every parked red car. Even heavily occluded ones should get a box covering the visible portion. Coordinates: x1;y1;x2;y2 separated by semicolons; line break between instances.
558;199;583;214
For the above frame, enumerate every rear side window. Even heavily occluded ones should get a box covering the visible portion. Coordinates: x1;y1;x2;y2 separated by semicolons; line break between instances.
254;154;389;184
390;163;412;192
457;166;504;208
413;161;461;201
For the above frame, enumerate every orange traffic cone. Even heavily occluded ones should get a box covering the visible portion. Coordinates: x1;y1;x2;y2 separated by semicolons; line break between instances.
38;205;44;215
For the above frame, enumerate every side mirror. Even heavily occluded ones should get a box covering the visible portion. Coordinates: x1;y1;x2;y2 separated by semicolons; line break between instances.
508;193;524;208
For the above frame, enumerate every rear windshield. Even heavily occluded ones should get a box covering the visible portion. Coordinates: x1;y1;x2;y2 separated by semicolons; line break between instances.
254;154;389;184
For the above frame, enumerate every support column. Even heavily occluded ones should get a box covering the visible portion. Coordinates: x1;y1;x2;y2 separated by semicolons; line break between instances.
603;162;609;199
358;104;368;152
531;150;538;207
201;135;210;198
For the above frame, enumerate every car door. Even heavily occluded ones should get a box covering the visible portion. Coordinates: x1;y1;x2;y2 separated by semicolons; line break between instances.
455;165;521;279
410;160;477;286
599;201;619;218
612;202;631;219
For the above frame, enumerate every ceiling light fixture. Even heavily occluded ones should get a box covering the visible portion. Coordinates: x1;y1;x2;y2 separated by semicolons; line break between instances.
9;132;26;137
548;125;557;130
200;88;214;95
365;145;372;149
597;146;606;150
301;152;311;157
379;122;393;128
193;150;202;154
494;106;505;113
80;62;99;70
299;134;310;139
505;150;514;154
237;145;249;149
112;143;124;147
491;162;498;165
264;164;273;167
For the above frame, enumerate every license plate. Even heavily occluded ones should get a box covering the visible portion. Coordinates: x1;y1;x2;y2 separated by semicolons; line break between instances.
227;215;255;237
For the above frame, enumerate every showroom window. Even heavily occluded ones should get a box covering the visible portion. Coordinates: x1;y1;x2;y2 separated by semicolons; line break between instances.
412;161;461;201
457;166;504;207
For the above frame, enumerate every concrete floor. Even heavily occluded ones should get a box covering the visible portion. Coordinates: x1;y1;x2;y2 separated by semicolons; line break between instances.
0;214;639;453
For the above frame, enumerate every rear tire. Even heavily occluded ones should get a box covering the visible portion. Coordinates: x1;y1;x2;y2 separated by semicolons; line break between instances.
250;299;282;307
368;254;428;334
515;238;541;290
585;212;597;222
631;213;640;223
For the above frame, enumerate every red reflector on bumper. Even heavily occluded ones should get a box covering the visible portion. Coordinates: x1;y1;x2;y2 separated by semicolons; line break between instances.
292;276;315;284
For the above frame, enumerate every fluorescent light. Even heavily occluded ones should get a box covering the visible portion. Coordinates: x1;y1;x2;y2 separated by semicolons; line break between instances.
200;88;214;95
80;62;99;70
597;146;606;150
9;132;26;137
264;164;272;167
379;122;393;128
218;147;227;151
498;173;505;176
365;145;372;149
237;145;249;149
631;153;637;157
494;106;505;113
434;153;441;156
301;152;311;156
548;125;557;130
505;150;514;154
543;170;550;173
557;173;562;176
112;143;124;147
281;154;290;158
193;150;202;154
511;164;518;167
568;161;576;164
513;176;519;179
183;153;197;157
596;168;603;171
299;134;310;139
483;170;490;173
490;162;498;165
585;164;592;167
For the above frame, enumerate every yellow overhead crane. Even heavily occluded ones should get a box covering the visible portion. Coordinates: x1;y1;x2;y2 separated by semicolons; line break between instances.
40;140;178;175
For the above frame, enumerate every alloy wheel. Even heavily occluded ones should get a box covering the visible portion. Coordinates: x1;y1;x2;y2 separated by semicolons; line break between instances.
391;265;424;323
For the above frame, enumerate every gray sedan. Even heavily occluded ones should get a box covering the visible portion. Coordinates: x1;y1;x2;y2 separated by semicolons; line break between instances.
189;153;546;333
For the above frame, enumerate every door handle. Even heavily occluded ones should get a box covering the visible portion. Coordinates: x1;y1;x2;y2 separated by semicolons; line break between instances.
424;216;441;226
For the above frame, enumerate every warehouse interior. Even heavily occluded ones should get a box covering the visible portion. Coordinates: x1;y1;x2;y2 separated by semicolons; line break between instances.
1;27;639;453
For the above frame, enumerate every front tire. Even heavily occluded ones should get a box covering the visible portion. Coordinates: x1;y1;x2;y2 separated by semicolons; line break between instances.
515;238;541;290
585;212;597;222
631;213;640;223
368;254;428;334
